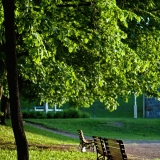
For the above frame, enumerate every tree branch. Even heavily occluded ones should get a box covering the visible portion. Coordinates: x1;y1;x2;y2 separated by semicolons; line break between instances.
57;2;91;7
149;8;160;12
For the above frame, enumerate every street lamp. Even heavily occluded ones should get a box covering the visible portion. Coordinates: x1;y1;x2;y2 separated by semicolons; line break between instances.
134;92;137;118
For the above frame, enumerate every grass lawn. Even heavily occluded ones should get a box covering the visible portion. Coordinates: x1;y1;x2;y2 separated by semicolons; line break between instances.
0;117;160;159
25;118;160;141
0;121;95;160
1;94;159;159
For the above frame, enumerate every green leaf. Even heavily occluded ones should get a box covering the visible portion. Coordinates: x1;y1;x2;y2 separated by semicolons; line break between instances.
84;38;89;43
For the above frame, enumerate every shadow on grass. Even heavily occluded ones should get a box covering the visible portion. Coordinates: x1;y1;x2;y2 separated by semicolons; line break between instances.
0;141;16;150
7;120;77;140
0;140;78;151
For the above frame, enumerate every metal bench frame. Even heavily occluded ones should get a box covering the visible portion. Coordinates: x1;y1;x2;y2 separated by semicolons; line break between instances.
77;130;94;152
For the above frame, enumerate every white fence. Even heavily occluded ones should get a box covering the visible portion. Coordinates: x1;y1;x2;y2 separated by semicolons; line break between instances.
34;103;63;114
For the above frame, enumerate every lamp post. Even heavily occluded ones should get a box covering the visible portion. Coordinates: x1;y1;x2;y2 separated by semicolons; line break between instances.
143;94;145;118
134;92;137;118
44;102;48;114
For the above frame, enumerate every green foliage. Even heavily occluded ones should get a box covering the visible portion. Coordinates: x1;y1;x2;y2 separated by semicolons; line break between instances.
46;111;55;119
22;111;47;119
63;108;90;118
35;111;47;119
63;109;81;118
0;111;4;117
80;112;90;118
53;112;64;119
80;94;143;118
21;94;143;118
0;0;160;111
53;108;90;118
22;109;90;119
22;111;31;118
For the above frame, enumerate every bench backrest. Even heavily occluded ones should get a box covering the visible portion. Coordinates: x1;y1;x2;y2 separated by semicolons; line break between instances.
77;130;87;143
103;138;128;160
92;136;108;159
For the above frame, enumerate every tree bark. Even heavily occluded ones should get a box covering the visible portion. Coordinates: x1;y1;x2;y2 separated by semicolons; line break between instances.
2;0;29;159
0;85;3;99
0;95;10;125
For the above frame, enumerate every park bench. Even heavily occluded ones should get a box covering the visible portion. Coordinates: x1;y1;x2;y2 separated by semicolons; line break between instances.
77;130;94;152
92;136;128;160
92;136;108;160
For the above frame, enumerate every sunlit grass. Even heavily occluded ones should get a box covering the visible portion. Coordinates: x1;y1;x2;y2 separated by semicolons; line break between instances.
0;149;96;160
1;118;160;159
25;118;160;141
0;121;95;159
4;120;78;147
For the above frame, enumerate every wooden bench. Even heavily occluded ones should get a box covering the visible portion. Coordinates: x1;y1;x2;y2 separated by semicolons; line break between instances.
92;136;108;160
77;130;94;152
92;136;128;160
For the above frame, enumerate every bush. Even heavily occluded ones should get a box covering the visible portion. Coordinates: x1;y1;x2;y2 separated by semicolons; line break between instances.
22;109;90;119
63;108;80;118
47;112;55;119
53;108;90;118
22;111;47;119
80;112;90;118
35;111;47;119
53;112;64;118
0;111;4;117
22;111;31;118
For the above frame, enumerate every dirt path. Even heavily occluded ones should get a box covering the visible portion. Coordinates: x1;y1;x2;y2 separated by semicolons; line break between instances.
25;122;160;160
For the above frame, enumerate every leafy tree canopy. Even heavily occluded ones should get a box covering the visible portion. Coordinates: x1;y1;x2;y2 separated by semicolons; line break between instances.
0;0;160;110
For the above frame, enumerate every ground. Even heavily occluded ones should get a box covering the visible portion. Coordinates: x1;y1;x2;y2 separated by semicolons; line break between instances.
25;122;160;160
125;142;160;159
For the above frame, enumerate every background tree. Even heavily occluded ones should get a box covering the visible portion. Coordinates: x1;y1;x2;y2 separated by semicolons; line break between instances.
15;0;142;109
2;0;29;159
0;0;160;159
116;0;160;97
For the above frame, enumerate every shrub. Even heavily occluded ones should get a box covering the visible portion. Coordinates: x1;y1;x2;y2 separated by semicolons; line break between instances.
47;112;55;119
53;108;90;118
63;108;80;118
53;112;64;118
35;111;47;119
22;111;31;118
80;112;90;118
28;111;37;118
22;111;47;119
22;109;90;119
0;111;4;117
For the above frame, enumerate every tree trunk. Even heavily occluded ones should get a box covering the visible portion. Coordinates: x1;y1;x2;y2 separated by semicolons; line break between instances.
0;85;3;99
0;95;10;125
2;0;29;159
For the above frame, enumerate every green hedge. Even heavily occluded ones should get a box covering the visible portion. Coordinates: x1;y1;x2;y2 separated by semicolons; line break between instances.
22;109;90;119
22;111;47;119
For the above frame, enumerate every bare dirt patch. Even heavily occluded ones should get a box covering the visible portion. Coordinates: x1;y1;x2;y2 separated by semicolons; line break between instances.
125;142;160;159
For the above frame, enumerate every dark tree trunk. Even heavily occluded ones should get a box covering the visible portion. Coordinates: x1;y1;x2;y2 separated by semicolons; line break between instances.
0;95;10;125
0;85;3;99
2;0;29;160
